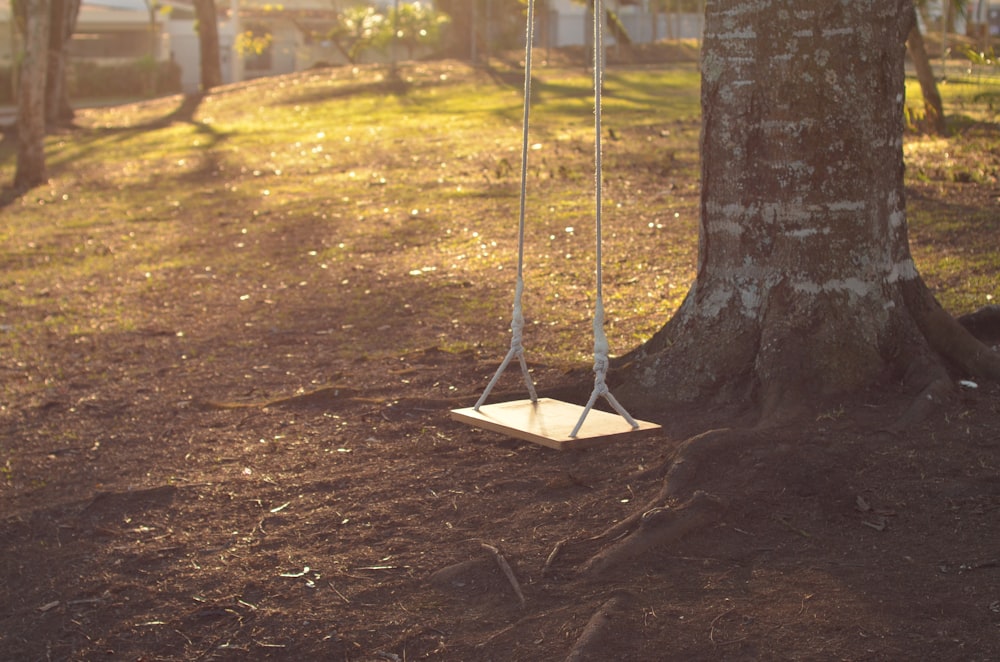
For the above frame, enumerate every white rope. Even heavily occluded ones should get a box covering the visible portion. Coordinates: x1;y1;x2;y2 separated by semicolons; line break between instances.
570;0;639;437
475;0;538;410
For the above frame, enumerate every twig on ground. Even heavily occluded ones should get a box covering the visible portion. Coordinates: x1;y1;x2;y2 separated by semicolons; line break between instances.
482;543;526;607
709;607;737;644
773;514;812;538
327;582;351;603
542;539;568;577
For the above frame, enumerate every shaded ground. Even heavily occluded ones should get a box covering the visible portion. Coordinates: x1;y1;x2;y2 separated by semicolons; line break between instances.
1;61;999;661
3;335;999;661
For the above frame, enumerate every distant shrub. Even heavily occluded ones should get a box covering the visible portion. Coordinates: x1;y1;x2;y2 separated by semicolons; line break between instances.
68;59;182;99
0;60;181;107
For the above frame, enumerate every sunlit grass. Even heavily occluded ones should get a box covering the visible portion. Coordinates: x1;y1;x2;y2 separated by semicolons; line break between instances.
904;73;1000;126
0;59;995;383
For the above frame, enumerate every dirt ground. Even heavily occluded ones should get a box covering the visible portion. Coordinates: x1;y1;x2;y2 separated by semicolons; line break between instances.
3;65;1000;661
3;256;1000;662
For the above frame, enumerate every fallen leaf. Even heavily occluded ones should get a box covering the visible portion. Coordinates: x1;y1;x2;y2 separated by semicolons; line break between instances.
280;566;310;578
862;516;887;531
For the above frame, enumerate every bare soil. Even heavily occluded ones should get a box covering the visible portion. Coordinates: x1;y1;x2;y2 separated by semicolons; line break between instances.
3;247;999;662
2;65;1000;661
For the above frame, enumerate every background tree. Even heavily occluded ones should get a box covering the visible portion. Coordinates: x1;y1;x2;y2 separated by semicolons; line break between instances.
234;25;273;60
944;0;965;33
141;0;167;94
376;1;451;59
13;0;50;191
586;0;632;46
905;0;978;135
616;0;999;424
436;0;526;60
907;3;947;134
433;0;472;57
327;5;385;64
45;0;80;127
193;0;222;90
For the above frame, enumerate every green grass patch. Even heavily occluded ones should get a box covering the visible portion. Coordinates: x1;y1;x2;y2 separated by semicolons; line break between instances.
0;60;995;380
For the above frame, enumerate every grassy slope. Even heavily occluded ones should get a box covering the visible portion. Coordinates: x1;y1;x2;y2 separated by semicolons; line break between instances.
0;61;996;382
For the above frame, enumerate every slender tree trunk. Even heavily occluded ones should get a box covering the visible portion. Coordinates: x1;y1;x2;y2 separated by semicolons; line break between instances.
194;0;222;90
15;0;50;191
906;6;947;135
144;4;158;95
45;0;80;127
10;1;22;104
617;0;999;421
434;0;473;59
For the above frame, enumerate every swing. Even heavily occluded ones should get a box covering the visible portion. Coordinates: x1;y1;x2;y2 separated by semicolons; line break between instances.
449;0;660;450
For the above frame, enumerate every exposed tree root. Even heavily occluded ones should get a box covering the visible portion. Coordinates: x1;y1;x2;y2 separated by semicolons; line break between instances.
563;591;636;662
581;491;725;579
958;305;1000;345
540;429;745;580
888;361;956;433
902;281;1000;382
591;428;746;548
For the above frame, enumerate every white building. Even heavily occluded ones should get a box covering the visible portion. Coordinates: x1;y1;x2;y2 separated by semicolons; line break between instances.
544;0;703;47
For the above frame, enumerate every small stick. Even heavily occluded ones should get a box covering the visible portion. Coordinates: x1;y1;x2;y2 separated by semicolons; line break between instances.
773;515;812;538
327;582;351;604
542;539;568;577
481;543;526;607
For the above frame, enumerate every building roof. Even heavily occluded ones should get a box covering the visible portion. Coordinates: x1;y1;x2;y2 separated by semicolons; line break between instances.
0;0;151;24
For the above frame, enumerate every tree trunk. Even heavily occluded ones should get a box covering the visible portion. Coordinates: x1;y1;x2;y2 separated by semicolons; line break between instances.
194;0;223;90
15;0;50;191
144;4;158;96
45;0;80;128
616;0;999;422
435;0;473;59
905;6;947;135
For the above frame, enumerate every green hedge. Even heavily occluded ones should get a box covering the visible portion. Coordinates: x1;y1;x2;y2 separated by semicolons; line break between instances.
69;59;182;98
0;59;182;106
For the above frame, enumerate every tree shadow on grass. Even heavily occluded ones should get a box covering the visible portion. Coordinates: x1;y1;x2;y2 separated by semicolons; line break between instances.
81;92;224;140
269;76;415;108
268;63;534;111
0;93;225;211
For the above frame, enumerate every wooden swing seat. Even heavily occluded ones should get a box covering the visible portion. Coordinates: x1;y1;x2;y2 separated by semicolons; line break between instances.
450;398;660;451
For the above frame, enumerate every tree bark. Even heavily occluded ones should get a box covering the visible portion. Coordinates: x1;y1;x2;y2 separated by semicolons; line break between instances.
194;0;223;90
435;0;473;59
15;0;50;191
616;0;997;422
45;0;80;128
905;6;947;135
945;0;956;34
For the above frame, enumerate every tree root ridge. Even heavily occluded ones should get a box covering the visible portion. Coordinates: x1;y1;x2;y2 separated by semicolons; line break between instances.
587;429;744;548
563;590;636;662
581;491;725;579
901;280;1000;382
888;376;956;433
957;305;1000;346
540;429;745;580
615;276;999;429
